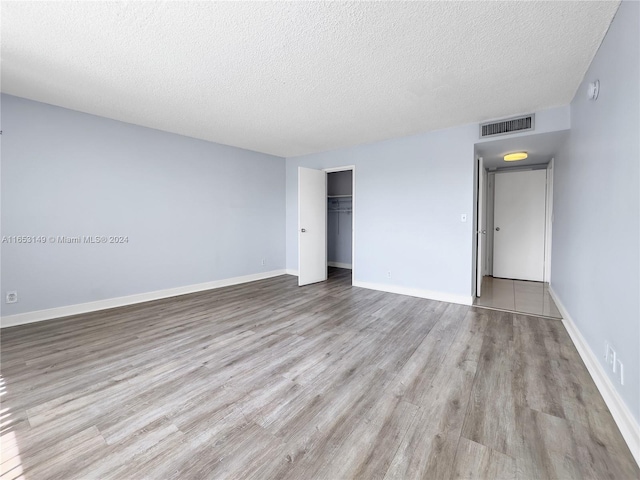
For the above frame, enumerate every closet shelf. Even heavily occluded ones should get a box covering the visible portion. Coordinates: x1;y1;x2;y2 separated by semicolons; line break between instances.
327;195;352;198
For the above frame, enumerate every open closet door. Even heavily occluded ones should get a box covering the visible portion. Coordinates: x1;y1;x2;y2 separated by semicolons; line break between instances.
298;167;327;286
476;157;486;296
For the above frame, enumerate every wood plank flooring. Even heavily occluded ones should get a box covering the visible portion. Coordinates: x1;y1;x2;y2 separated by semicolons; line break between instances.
1;268;637;479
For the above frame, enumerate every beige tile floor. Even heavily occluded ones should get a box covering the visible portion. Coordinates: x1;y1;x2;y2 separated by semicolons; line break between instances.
475;276;562;318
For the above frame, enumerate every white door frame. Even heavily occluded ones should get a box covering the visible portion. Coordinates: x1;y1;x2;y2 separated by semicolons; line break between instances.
324;165;355;285
476;157;486;296
473;162;554;295
486;173;495;277
544;159;554;283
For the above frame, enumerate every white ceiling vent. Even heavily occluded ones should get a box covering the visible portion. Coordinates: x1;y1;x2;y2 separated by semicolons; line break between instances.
480;114;535;138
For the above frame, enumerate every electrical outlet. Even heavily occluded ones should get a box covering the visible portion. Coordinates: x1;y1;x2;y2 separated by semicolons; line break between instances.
261;258;266;266
615;359;624;385
605;343;624;385
6;291;18;304
605;344;616;367
387;271;391;279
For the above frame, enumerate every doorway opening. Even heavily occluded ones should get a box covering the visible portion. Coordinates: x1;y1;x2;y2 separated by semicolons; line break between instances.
476;164;560;317
327;169;353;284
473;130;569;318
298;165;355;287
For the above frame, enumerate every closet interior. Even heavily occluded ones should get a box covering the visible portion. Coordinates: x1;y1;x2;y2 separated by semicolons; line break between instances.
327;170;352;270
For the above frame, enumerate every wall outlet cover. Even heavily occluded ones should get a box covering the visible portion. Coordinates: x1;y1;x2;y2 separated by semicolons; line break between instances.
606;344;616;365
6;291;18;304
615;360;624;385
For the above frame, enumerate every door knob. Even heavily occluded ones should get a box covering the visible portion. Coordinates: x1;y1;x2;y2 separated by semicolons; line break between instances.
301;228;306;233
495;227;500;231
482;230;487;234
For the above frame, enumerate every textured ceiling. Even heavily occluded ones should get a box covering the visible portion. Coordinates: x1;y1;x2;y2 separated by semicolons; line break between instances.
1;1;619;157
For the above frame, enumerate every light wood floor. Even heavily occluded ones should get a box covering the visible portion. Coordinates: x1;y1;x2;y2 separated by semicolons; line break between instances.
1;268;637;479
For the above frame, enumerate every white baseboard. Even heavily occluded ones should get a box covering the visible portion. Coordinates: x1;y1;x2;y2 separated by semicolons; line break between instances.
0;269;287;329
285;269;299;276
328;262;352;269
353;280;473;306
549;286;640;466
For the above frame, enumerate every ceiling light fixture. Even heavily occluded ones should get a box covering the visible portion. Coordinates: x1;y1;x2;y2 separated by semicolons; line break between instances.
504;152;528;162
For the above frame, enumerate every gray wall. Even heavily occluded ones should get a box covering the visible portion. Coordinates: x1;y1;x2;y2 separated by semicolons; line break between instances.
552;0;639;422
1;94;286;316
287;124;478;299
287;105;570;300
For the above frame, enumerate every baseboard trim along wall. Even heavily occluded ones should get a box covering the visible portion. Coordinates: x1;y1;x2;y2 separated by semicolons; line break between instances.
0;269;287;329
283;271;472;305
328;262;352;269
353;280;473;306
549;286;640;466
286;272;473;305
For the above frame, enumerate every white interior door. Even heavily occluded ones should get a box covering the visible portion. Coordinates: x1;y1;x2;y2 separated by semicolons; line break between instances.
476;157;486;296
298;167;327;286
493;169;547;281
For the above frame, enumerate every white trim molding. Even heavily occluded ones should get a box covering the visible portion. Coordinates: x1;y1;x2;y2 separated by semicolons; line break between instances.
323;165;356;173
353;280;473;306
543;158;554;283
285;269;299;276
549;286;640;466
1;269;287;329
328;262;352;269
